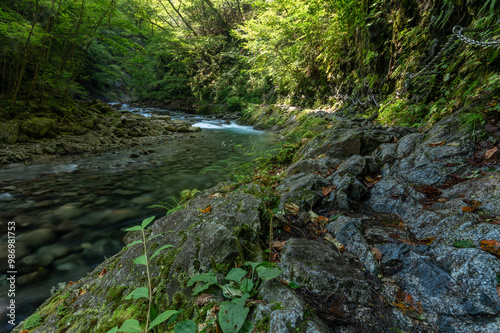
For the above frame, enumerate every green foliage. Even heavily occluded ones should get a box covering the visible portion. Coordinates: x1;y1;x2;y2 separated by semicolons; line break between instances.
148;189;201;215
24;313;43;330
188;261;282;333
107;216;196;333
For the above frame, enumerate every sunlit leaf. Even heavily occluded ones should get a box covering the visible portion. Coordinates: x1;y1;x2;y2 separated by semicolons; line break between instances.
125;287;148;300
141;216;156;228
134;255;147;266
226;268;247;283
174;320;197;333
119;319;142;333
149;310;178;329
151;245;174;259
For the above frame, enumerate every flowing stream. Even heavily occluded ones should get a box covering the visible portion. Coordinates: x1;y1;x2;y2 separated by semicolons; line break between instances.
0;107;276;329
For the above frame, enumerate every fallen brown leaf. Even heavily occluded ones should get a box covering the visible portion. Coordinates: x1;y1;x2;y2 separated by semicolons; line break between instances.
283;223;291;233
284;203;300;215
371;247;382;260
324;234;345;252
271;240;287;250
195;293;213;306
322;186;336;196
428;141;445;147
479;240;500;256
485;147;498;159
200;205;212;213
98;268;107;278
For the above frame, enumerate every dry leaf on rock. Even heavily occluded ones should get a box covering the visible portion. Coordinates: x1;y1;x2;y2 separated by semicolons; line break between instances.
209;192;225;198
324;234;345;252
446;142;460;147
284;203;300;215
371;247;382;260
485;147;498;159
479;240;500;256
200;205;212;213
195;293;214;306
272;240;286;250
428;141;445;147
98;268;107;278
322;186;336;196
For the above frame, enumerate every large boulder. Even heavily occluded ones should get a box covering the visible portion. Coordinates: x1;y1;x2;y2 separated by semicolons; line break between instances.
21;117;56;138
0;122;19;143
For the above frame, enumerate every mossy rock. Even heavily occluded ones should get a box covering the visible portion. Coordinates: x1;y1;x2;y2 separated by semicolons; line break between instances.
0;122;19;143
20;117;56;138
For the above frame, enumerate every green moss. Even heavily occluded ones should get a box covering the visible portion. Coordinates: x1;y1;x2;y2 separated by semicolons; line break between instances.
105;285;128;303
23;313;43;329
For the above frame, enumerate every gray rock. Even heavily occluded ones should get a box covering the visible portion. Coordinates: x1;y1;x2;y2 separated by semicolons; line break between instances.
286;157;342;176
17;228;56;249
379;244;500;330
276;173;328;211
296;129;363;161
62;142;85;154
53;202;85;220
396;133;425;157
327;216;381;276
330;155;366;177
278;238;373;303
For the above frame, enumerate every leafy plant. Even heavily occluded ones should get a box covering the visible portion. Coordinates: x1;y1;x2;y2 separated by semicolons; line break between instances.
148;189;201;216
187;261;282;333
107;216;196;333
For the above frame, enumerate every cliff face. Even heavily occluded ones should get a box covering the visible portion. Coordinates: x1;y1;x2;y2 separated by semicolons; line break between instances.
13;107;500;333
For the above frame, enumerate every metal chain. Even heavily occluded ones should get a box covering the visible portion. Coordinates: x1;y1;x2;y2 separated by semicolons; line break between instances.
401;25;500;94
277;25;499;107
453;25;500;47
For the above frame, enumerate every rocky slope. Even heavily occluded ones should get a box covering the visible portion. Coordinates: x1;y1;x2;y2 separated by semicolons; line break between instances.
12;107;500;333
0;102;200;166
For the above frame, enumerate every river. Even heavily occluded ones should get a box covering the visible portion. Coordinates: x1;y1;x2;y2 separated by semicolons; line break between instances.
0;107;276;330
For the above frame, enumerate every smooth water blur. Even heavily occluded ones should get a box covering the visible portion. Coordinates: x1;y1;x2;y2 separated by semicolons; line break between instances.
0;109;276;330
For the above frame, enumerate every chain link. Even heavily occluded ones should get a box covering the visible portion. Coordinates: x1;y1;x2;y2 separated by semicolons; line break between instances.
453;25;500;47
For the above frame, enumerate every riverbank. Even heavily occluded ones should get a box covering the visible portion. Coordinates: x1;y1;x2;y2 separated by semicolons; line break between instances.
11;101;500;332
0;101;206;167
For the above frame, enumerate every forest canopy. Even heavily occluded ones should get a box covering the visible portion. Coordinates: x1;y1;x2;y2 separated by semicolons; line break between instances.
1;0;499;126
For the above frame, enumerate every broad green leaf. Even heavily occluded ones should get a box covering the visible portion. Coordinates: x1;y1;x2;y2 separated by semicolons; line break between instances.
125;287;148;300
240;321;254;333
187;272;218;295
125;240;143;248
256;266;282;280
453;240;476;248
222;284;243;298
226;268;247;283
125;226;143;232
147;234;162;242
141;216;156;228
134;255;147;266
149;310;178;329
151;245;174;259
244;261;260;271
174;320;197;333
219;298;249;333
240;279;253;293
187;272;218;286
118;319;143;333
106;327;118;333
150;302;159;322
288;281;301;289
